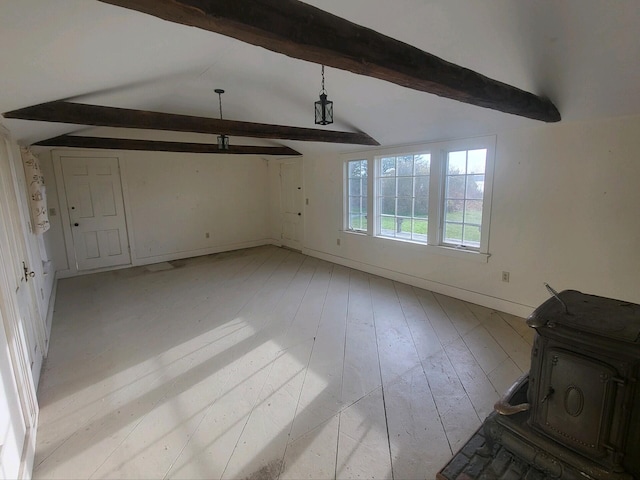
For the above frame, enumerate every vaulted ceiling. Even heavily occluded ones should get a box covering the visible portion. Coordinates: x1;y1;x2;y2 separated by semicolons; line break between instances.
1;0;639;157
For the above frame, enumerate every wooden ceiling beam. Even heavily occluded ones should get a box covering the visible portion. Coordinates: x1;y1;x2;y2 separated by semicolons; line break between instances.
33;135;301;155
4;101;378;145
98;0;561;122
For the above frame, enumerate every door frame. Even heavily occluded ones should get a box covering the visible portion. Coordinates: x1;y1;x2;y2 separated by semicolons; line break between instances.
52;149;135;277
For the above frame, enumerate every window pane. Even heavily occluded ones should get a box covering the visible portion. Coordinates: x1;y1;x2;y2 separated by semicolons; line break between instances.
349;178;361;196
380;177;396;196
445;199;464;220
348;161;358;177
415;154;430;175
444;222;463;245
361;215;368;231
415;175;429;194
466;174;484;199
397;155;413;176
397;217;410;234
349;196;362;214
350;214;361;230
448;151;467;174
381;157;396;176
414;197;428;217
397;177;413;197
465;200;483;224
463;224;481;247
381;197;395;216
380;216;395;236
362;180;368;197
397;197;412;217
467;149;486;174
445;175;465;199
413;219;427;241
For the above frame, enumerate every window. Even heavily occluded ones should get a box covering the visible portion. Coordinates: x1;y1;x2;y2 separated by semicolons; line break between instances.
442;148;486;249
343;136;495;258
346;159;368;232
378;153;430;243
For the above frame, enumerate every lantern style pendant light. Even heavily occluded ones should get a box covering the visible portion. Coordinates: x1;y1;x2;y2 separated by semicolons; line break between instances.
215;88;229;150
314;65;333;125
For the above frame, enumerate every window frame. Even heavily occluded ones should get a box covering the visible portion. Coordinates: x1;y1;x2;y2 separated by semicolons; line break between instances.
345;158;369;234
342;135;496;260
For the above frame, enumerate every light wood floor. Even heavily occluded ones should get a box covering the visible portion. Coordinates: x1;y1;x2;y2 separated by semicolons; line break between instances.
34;246;533;480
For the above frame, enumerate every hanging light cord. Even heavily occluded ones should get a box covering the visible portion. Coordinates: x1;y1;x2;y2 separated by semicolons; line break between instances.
214;88;226;120
320;65;326;95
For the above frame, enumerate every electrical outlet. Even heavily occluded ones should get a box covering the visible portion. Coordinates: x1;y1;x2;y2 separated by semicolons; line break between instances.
337;238;341;246
49;207;57;216
502;271;510;283
205;232;210;238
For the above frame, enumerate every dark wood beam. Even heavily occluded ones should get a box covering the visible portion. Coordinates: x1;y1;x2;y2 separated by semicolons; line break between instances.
33;135;301;155
98;0;560;122
4;101;379;145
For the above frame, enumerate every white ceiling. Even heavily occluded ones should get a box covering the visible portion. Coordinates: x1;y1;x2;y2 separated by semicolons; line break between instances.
1;0;639;156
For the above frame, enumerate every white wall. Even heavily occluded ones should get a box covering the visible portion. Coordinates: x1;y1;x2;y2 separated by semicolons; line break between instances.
45;149;271;274
40;114;640;315
299;115;640;316
123;151;269;263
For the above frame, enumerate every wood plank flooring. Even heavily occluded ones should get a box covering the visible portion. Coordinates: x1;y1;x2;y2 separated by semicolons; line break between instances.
34;246;534;480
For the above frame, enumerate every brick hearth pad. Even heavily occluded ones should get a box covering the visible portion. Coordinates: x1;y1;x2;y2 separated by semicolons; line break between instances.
436;427;550;480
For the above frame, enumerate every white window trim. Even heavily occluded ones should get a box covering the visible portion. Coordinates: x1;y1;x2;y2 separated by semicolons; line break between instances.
344;158;370;234
342;135;496;261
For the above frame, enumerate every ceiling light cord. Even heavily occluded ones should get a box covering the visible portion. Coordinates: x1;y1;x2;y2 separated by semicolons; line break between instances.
215;88;224;120
320;65;326;95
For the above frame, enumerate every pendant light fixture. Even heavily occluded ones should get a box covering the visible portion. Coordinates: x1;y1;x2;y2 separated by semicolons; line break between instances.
215;88;229;150
314;65;333;125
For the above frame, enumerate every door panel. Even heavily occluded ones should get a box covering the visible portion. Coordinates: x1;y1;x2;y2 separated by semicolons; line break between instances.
61;156;130;270
279;161;303;250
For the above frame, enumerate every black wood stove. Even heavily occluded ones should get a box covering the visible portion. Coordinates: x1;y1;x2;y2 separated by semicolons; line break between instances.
481;289;640;479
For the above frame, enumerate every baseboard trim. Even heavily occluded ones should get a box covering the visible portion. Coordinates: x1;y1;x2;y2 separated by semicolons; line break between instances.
302;247;535;318
132;239;272;266
52;239;535;317
56;239;272;278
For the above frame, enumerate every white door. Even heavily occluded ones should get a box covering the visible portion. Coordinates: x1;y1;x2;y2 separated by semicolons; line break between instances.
279;160;303;250
61;156;131;271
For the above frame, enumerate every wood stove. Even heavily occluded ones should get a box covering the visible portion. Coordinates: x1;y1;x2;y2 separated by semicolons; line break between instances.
482;289;640;480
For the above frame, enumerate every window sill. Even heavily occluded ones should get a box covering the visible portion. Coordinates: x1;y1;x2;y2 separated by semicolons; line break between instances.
425;244;490;263
341;230;490;263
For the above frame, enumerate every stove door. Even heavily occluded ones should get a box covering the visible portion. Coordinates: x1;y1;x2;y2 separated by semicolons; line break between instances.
532;348;620;462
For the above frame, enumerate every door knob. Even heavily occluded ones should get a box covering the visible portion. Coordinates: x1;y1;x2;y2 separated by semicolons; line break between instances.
74;223;79;227
22;262;35;282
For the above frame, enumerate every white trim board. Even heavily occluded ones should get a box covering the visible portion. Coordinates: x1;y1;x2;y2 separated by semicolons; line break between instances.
302;246;535;319
55;238;272;278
